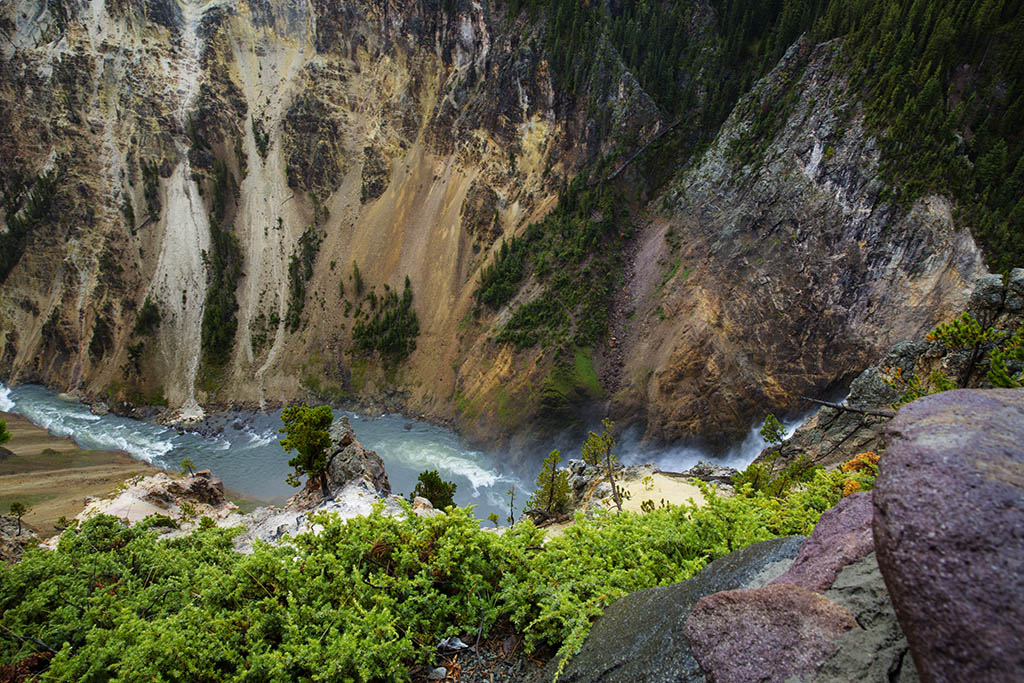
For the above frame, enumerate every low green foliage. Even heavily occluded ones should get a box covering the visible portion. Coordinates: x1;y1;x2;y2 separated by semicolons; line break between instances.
285;225;323;332
479;174;622;352
409;469;457;509
141;159;160;220
0;169;58;284
0;418;9;446
734;413;820;498
200;160;244;369
988;324;1024;388
0;469;845;679
884;311;1024;404
88;314;114;361
132;297;161;336
252;115;270;160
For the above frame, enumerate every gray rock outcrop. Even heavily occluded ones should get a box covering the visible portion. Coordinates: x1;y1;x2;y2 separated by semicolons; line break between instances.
873;388;1024;681
287;416;391;510
0;515;38;564
541;536;805;682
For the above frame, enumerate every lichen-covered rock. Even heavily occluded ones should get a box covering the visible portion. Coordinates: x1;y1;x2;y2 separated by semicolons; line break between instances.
542;536;805;683
873;388;1024;682
771;491;874;592
817;553;918;683
685;584;858;683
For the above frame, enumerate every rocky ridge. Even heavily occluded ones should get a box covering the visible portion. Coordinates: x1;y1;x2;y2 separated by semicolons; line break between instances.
43;416;442;553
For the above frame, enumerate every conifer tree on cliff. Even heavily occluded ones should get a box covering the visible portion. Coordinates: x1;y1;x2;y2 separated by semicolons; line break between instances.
527;449;570;516
280;404;334;500
582;418;624;512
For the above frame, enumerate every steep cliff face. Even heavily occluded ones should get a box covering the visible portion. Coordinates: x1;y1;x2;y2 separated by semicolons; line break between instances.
0;0;629;411
607;40;983;446
0;0;993;456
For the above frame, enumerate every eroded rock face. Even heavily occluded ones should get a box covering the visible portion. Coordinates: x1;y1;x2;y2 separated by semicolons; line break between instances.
758;269;1024;471
0;0;994;455
544;536;805;683
873;389;1024;681
616;39;983;447
685;583;859;683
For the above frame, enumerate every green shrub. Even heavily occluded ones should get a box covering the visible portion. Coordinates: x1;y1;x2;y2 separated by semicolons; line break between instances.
0;463;845;679
132;297;161;336
525;449;570;516
352;277;420;360
409;469;456;509
285;225;323;332
200;161;244;369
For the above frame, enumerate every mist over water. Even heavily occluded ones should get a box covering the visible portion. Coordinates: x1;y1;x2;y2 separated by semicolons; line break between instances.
0;383;800;520
617;412;808;473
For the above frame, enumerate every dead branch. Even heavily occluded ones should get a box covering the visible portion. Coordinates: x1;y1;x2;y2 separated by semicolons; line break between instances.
801;396;895;419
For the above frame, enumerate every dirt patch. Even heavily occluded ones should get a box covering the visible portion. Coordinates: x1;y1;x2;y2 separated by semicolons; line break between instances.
0;412;163;537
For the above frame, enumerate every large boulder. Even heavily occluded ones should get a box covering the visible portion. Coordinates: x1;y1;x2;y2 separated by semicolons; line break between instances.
685;583;859;683
682;491;914;682
539;536;805;682
165;470;226;506
874;389;1024;681
771;491;874;592
325;417;390;494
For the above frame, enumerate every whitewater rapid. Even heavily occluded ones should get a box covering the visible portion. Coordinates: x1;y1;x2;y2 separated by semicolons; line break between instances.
0;383;528;520
0;382;798;519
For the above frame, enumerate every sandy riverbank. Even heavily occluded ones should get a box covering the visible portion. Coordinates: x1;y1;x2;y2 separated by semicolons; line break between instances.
0;412;164;536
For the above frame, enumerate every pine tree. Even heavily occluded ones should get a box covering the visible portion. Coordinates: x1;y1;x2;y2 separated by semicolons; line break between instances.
527;449;570;516
279;404;334;499
581;418;623;512
9;501;28;536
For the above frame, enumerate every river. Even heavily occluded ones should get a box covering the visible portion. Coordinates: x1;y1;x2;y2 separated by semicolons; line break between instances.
0;383;799;521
